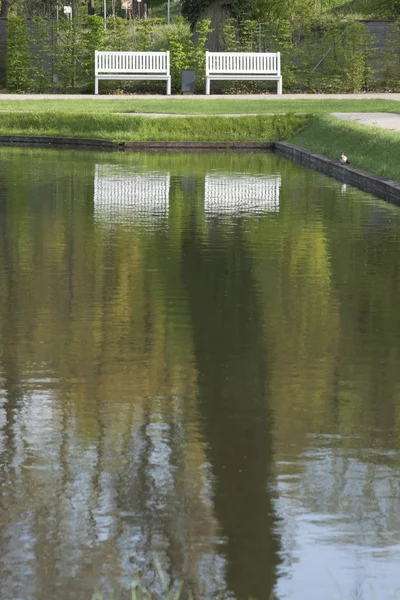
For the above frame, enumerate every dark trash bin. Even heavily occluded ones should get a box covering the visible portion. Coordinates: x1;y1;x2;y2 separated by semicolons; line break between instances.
181;69;195;94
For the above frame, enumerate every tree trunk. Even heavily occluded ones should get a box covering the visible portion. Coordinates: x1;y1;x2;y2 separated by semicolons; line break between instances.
0;0;9;18
0;0;19;18
71;0;79;18
195;2;233;50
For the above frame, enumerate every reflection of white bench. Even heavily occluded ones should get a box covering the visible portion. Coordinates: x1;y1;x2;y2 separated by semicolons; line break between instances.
94;165;170;226
205;51;282;95
94;51;171;95
205;174;281;214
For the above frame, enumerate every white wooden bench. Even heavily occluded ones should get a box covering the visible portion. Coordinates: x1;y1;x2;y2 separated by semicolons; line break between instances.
205;51;282;95
94;51;171;95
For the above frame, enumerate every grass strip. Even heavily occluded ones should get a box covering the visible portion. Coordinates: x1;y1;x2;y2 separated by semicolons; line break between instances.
0;98;400;115
0;112;310;142
2;104;400;183
291;114;400;182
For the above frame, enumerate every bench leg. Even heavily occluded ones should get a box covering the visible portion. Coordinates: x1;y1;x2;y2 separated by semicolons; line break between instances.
167;77;171;96
95;77;99;95
205;77;210;95
277;77;282;95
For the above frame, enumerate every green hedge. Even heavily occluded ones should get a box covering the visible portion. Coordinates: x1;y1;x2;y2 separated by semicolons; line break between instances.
4;14;399;94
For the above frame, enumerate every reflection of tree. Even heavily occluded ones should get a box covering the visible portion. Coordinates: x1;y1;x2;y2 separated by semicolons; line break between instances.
182;196;280;600
249;174;400;596
252;205;340;454
0;149;230;600
2;147;400;600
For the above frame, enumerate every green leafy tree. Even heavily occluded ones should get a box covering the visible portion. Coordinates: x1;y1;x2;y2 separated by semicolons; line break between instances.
0;0;17;18
55;16;83;89
18;0;55;17
6;16;30;92
181;0;254;26
371;0;400;17
382;20;400;86
337;23;375;92
80;15;107;87
240;19;258;51
191;18;213;90
134;18;156;50
181;0;318;26
29;16;53;92
220;18;238;51
105;15;130;50
166;18;193;91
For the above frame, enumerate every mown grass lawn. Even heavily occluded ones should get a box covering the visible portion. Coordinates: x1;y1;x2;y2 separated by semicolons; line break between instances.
0;98;400;115
291;114;400;181
0;112;310;142
1;97;400;182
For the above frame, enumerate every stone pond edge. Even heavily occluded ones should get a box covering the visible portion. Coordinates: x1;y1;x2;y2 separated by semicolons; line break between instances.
1;136;400;205
274;142;400;205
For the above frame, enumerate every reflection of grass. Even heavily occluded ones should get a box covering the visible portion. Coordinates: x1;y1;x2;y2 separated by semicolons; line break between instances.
291;114;400;181
0;112;309;142
91;558;184;600
92;580;183;600
90;558;269;600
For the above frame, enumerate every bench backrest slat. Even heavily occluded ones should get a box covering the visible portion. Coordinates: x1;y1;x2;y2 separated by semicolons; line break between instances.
206;51;280;75
95;51;170;74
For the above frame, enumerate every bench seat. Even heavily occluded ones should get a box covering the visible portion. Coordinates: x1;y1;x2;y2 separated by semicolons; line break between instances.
205;51;282;95
95;51;171;95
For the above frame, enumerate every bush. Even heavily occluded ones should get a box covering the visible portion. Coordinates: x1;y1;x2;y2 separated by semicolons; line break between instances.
191;18;213;91
166;17;212;93
382;21;400;89
221;18;239;51
105;15;131;50
338;23;375;92
0;11;383;94
6;16;30;92
221;17;295;92
166;18;193;92
289;19;375;92
80;15;107;86
55;17;83;90
30;17;53;92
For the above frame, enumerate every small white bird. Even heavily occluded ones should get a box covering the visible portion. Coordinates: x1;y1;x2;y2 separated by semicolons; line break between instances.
340;152;349;164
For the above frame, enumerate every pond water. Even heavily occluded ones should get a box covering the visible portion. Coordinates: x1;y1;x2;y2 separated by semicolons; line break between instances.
1;148;400;600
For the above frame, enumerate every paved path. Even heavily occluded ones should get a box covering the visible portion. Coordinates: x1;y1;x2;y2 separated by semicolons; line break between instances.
1;93;400;100
331;112;400;132
2;93;400;133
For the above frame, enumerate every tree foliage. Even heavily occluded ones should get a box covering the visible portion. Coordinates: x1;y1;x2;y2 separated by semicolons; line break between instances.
371;0;400;17
181;0;252;26
166;17;213;92
181;0;321;26
6;15;30;91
